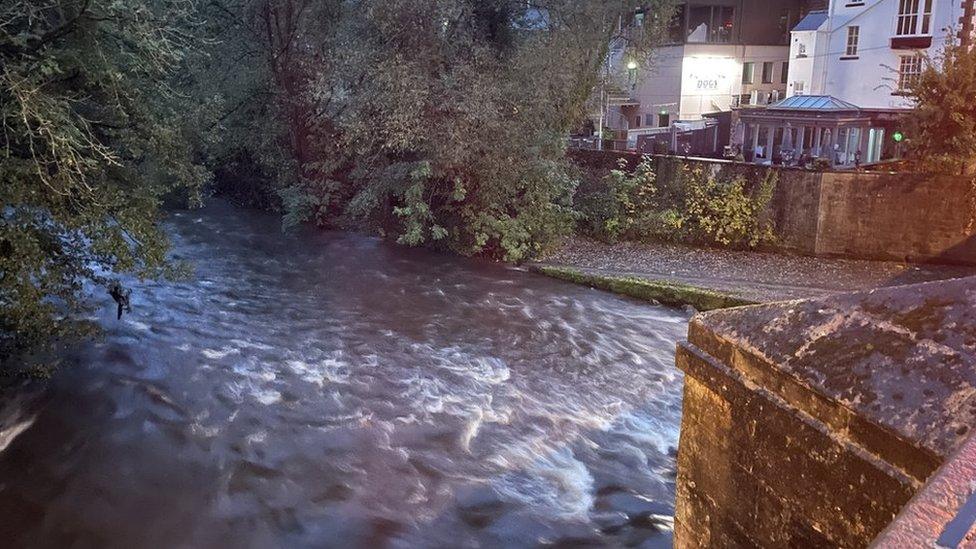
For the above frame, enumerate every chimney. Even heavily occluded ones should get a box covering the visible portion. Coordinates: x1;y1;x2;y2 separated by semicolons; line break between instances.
961;0;976;47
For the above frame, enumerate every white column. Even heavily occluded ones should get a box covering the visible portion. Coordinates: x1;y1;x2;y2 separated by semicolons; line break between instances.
796;126;806;156
827;128;838;166
751;123;761;160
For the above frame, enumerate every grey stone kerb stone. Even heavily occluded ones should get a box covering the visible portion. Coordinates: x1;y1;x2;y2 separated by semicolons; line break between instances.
673;275;976;547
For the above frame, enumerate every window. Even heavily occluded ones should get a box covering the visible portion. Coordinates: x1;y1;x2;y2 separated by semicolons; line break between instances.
793;81;805;95
686;6;735;43
659;113;670;127
897;0;934;36
645;113;655;126
897;54;923;92
762;62;774;83
634;116;642;128
742;62;755;85
668;5;686;43
781;62;790;84
845;26;860;56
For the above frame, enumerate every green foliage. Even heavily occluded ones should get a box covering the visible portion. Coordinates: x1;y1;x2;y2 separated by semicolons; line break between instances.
577;157;778;249
906;38;976;176
583;157;666;241
531;265;755;311
202;0;676;262
678;165;777;247
1;0;210;360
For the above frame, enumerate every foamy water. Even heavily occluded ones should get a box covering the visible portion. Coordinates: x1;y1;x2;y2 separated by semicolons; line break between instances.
0;201;689;548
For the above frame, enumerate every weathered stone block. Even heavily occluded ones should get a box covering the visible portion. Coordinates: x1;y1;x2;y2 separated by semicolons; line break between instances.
675;277;976;547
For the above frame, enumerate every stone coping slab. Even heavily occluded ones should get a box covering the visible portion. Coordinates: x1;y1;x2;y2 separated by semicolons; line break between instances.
685;276;976;481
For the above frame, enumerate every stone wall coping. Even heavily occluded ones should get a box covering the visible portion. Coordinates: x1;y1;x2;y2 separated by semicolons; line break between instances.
681;276;976;481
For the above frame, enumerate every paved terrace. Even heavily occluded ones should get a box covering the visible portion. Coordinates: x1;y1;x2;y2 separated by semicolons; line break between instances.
538;237;976;304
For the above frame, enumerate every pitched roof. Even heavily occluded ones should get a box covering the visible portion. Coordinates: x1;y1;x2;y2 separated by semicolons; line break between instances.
768;95;861;112
793;10;829;32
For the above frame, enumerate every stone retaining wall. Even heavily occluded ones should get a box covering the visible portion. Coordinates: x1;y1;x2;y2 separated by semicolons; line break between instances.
569;150;976;265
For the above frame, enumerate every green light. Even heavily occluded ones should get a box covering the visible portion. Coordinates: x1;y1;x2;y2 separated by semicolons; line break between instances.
660;109;668;116
893;131;905;143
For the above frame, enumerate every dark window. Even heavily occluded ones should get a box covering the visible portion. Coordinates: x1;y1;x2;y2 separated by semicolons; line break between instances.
686;6;734;43
897;54;923;92
845;26;860;56
634;117;642;128
781;62;789;84
742;62;755;85
668;5;686;43
659;113;670;127
762;62;774;84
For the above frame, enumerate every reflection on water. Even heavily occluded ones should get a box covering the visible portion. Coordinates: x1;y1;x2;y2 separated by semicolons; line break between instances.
0;201;689;548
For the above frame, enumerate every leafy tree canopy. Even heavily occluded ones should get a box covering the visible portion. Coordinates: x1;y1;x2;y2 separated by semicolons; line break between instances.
906;39;976;176
203;0;677;261
0;0;211;361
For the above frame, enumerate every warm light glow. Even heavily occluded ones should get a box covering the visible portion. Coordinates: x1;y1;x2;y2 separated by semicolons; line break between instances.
627;61;639;70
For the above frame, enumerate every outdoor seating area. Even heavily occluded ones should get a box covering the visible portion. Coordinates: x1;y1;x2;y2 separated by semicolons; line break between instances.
736;95;898;169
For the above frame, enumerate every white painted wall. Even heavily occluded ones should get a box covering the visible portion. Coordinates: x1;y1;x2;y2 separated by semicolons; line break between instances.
788;0;965;109
612;42;790;132
787;27;829;96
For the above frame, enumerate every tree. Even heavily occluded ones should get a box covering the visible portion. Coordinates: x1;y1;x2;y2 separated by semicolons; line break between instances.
210;0;677;261
906;38;976;175
0;0;210;361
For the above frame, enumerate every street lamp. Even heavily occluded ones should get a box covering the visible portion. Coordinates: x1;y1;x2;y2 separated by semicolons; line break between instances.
627;61;638;88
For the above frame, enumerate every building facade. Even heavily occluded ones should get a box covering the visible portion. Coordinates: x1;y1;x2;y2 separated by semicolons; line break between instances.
786;0;975;108
727;0;975;169
599;0;825;151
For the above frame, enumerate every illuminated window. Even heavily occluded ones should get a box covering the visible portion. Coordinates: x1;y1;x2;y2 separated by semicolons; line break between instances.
687;6;735;43
845;26;859;56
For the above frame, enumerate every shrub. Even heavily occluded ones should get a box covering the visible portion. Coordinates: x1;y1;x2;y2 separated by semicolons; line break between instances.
576;157;778;249
676;165;777;247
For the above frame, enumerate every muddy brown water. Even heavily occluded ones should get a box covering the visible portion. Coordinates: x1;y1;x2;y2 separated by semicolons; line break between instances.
0;201;690;548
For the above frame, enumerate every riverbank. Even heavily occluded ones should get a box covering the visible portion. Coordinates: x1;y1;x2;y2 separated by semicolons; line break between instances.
533;237;976;307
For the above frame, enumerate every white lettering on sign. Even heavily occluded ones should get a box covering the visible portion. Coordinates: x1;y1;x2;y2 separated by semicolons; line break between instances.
682;57;736;98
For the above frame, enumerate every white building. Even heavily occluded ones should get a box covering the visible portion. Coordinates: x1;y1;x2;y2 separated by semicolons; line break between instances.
787;0;975;108
597;1;824;152
731;0;976;168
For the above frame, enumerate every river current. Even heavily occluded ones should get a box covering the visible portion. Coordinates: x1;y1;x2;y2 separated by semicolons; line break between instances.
0;201;689;548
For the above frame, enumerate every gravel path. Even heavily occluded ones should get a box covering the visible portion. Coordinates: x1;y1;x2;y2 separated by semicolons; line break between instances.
536;237;976;303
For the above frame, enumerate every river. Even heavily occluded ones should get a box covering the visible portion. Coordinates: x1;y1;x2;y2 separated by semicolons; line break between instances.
0;201;690;548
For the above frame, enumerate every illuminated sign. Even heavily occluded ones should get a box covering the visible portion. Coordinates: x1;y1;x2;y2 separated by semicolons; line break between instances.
682;57;736;97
